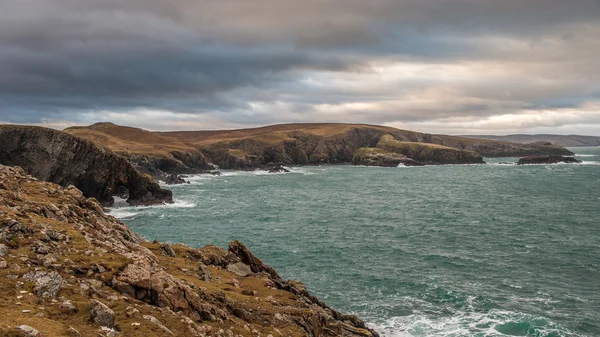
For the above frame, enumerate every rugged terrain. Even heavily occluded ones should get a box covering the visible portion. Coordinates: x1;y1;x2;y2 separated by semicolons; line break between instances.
461;134;600;147
66;123;572;171
0;125;172;206
65;123;215;177
0;164;379;337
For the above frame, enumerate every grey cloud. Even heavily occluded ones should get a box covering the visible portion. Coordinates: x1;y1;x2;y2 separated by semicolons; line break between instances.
0;0;599;134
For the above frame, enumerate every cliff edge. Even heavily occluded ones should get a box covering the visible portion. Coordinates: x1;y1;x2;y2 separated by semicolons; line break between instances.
0;165;378;337
0;125;172;206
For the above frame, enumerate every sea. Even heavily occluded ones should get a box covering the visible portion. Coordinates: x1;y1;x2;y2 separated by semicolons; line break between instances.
109;147;600;337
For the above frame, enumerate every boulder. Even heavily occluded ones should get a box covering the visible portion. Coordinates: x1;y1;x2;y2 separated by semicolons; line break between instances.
517;155;582;165
22;270;64;297
163;174;186;185
226;262;253;277
267;165;290;173
17;325;42;337
89;299;116;329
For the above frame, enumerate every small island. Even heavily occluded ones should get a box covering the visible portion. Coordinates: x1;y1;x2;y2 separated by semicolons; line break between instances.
517;155;582;165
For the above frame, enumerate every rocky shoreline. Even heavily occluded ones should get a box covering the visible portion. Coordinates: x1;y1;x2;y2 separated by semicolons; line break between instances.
0;165;379;337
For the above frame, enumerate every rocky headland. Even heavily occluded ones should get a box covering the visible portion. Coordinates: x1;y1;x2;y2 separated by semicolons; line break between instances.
0;125;172;207
0;164;379;337
65;123;215;178
66;123;573;171
517;155;582;165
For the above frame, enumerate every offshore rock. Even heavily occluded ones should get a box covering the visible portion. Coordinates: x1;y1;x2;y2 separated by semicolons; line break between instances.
517;155;582;165
267;165;291;173
0;125;172;206
0;164;379;337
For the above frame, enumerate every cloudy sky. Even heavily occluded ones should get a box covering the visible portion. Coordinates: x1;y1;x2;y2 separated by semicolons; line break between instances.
1;0;599;135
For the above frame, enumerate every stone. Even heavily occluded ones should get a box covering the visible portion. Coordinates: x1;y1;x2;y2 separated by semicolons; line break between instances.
17;325;42;336
89;299;116;329
160;243;177;257
22;270;64;297
226;262;253;277
66;326;81;337
143;314;174;335
267;165;290;173
59;300;77;314
197;264;212;281
0;243;8;257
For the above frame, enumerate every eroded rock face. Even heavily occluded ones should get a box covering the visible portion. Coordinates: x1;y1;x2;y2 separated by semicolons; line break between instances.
0;164;379;337
0;125;172;206
517;155;582;165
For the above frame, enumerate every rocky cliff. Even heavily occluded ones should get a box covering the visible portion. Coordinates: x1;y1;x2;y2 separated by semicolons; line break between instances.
0;125;172;206
67;122;573;171
65;123;214;178
0;165;379;337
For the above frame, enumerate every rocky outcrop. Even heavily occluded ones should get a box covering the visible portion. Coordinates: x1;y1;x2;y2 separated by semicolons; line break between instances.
0;164;379;337
352;148;423;167
517;155;582;165
0;125;172;206
374;135;485;165
163;174;187;185
438;138;573;157
267;165;291;173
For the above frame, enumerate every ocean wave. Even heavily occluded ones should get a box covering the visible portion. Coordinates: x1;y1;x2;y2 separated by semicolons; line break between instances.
574;154;596;157
106;199;196;219
369;309;581;337
106;210;139;219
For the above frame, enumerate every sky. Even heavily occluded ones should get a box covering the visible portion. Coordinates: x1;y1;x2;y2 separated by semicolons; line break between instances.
1;0;599;135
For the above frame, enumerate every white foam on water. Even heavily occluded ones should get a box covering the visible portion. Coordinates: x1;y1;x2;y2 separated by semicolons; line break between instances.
574;154;596;157
369;309;581;337
580;161;600;165
106;198;196;219
106;210;139;219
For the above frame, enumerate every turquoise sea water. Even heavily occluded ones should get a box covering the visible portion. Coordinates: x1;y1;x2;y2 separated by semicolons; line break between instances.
110;148;600;337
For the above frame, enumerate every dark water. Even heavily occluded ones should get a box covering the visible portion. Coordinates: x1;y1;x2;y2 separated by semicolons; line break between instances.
110;148;600;336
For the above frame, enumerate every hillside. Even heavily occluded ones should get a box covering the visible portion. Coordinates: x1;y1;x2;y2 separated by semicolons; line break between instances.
66;122;573;171
0;125;172;206
461;134;600;147
65;123;214;176
0;164;379;337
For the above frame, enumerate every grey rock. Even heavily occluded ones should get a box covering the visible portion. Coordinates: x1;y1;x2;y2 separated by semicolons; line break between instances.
160;243;176;257
66;326;81;337
226;262;253;277
17;325;42;336
89;299;116;329
59;300;78;314
143;314;174;336
0;243;8;257
22;270;64;297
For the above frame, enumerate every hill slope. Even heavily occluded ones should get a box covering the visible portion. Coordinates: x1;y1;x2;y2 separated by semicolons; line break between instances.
0;125;172;206
0;164;378;337
67;122;573;171
461;134;600;147
65;123;214;175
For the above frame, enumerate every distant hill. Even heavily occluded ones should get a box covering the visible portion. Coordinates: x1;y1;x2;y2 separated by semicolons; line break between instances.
461;134;600;147
65;122;573;173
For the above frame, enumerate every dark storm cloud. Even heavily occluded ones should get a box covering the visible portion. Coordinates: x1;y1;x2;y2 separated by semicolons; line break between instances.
0;0;599;133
